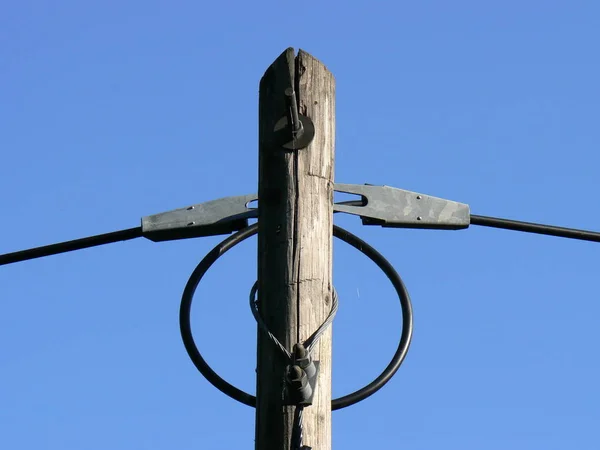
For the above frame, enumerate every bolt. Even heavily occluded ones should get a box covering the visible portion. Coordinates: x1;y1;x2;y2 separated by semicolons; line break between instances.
187;206;195;210
187;221;195;226
416;195;422;200
293;343;307;360
293;343;317;378
285;88;302;133
288;365;305;389
287;364;312;403
417;216;422;221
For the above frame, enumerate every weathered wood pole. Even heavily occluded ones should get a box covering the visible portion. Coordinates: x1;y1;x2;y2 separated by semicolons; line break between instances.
256;47;335;450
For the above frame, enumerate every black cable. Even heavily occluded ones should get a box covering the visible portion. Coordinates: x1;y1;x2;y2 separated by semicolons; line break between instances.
470;215;600;243
180;223;413;410
0;227;143;266
331;225;413;410
3;200;597;267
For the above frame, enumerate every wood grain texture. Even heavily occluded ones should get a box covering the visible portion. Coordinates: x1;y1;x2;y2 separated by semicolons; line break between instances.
256;48;335;450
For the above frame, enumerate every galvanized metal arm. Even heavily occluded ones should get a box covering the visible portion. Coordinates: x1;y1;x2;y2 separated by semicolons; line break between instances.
142;194;258;242
140;184;471;243
332;184;470;230
140;183;600;242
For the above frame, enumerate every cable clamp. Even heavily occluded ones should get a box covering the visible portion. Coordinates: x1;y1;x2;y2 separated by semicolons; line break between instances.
285;344;319;406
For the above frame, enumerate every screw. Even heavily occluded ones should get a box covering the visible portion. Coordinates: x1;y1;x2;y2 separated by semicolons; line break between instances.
187;206;195;210
187;221;195;226
417;216;422;221
416;195;422;200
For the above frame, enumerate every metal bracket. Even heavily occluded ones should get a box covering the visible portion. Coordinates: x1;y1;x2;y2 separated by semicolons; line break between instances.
141;183;469;243
141;194;258;242
333;183;470;229
273;88;315;150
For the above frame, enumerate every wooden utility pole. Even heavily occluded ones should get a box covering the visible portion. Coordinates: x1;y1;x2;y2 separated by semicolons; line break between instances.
256;48;335;450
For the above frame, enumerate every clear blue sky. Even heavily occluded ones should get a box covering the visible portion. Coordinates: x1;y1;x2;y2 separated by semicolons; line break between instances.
1;1;599;449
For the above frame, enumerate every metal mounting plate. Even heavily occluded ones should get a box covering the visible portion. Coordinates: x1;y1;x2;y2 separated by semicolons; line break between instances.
142;194;258;242
333;183;470;229
141;183;470;243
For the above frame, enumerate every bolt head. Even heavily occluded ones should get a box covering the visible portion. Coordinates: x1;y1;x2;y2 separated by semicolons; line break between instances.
287;365;307;389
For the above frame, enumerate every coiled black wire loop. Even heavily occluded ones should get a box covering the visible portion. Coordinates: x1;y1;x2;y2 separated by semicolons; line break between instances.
179;223;413;410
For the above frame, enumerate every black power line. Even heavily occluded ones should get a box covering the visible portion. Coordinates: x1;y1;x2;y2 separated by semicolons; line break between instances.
0;227;142;266
470;215;600;243
1;209;599;268
179;223;413;411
